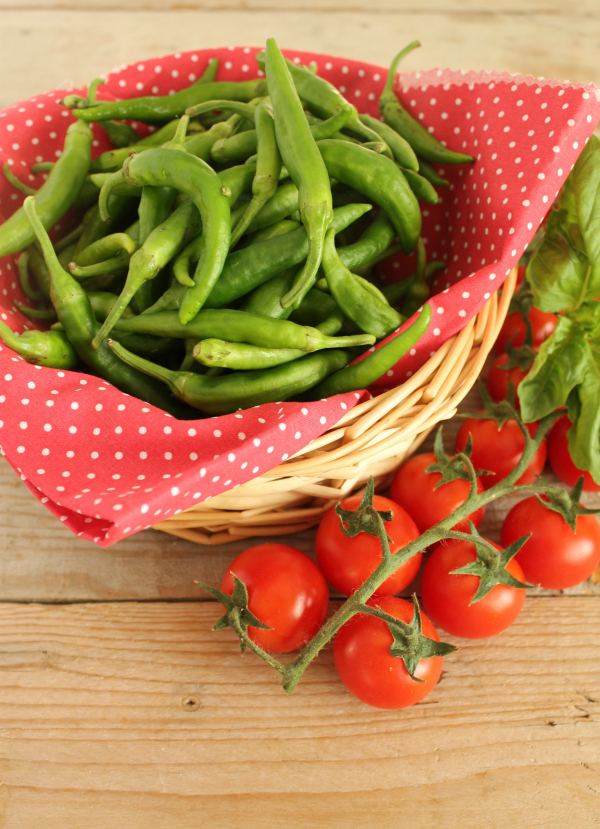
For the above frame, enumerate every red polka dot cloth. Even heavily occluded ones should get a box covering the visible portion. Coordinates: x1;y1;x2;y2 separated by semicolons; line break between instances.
0;47;599;546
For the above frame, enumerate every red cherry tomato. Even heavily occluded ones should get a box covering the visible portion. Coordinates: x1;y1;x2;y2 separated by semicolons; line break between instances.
547;415;600;493
494;307;557;354
333;596;444;709
486;352;531;408
389;452;485;534
501;496;600;589
316;494;421;597
455;416;547;488
420;538;526;638
220;543;329;653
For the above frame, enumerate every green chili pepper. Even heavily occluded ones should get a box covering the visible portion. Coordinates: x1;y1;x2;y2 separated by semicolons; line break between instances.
143;202;373;317
195;58;219;85
321;227;402;338
74;196;138;258
317;139;421;254
99;120;141;148
357;113;418;171
112;306;375;351
87;291;136;322
289;287;340;327
417;158;449;187
0;320;78;369
210;105;353;165
266;39;334;310
185;99;262;122
13;300;56;321
69;251;131;278
228;98;282;249
204;201;371;309
73;232;138;267
89;116;235;174
22;197;189;417
103;147;231;324
27;240;76;300
239;268;297;319
398;166;439;204
137;186;178;243
401;238;430;318
72;177;102;210
108;338;350;415
379;42;474;165
312;304;431;397
54;222;85;254
0;120;92;257
255;51;389;150
92;199;200;348
219;159;257;207
193;310;347;371
89;172;141;198
17;251;44;302
245;180;299;233
3;162;37;196
180;338;201;372
72;79;268;123
248;218;301;244
192;338;303;370
381;260;446;307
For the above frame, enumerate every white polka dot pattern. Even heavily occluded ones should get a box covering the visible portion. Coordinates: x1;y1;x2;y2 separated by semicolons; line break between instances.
1;48;599;546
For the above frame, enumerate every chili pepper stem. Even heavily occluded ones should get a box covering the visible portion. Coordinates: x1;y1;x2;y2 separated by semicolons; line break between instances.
92;260;149;349
107;338;181;390
382;41;421;99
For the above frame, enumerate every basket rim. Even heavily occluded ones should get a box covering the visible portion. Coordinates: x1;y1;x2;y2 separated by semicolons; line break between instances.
152;267;517;545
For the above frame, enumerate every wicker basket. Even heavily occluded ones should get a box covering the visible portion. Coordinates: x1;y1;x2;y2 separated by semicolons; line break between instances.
152;267;517;546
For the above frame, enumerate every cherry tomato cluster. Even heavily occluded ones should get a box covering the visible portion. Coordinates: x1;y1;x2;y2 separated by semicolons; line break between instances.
215;370;600;712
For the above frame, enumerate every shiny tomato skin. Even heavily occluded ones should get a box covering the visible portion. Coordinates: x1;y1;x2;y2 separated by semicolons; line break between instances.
333;596;444;709
420;539;526;638
494;307;557;354
547;415;600;493
389;452;486;534
220;543;329;653
486;352;530;408
501;496;600;589
316;494;421;598
455;417;547;488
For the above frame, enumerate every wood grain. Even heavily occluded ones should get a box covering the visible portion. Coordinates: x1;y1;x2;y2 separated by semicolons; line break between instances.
1;0;599;11
1;9;599;111
0;599;598;827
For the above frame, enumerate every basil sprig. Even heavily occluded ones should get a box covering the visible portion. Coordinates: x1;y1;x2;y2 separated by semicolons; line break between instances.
520;135;600;483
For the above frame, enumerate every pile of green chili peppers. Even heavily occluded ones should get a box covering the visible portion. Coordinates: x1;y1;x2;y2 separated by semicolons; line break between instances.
0;40;473;417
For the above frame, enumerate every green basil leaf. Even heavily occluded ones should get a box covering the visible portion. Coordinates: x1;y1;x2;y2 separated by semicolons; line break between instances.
573;134;600;264
519;316;588;423
568;300;600;337
566;341;600;484
527;227;590;312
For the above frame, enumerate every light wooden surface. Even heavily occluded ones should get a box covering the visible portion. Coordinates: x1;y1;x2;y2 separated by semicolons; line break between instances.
1;2;600;826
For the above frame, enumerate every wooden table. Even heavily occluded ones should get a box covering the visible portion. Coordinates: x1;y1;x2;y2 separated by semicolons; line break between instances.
1;2;600;825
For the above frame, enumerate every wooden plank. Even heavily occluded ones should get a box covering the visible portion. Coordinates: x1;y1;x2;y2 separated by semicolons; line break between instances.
0;599;598;827
1;10;599;111
1;0;599;12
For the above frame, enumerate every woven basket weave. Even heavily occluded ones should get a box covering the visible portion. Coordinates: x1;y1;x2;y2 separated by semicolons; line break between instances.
152;267;518;546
